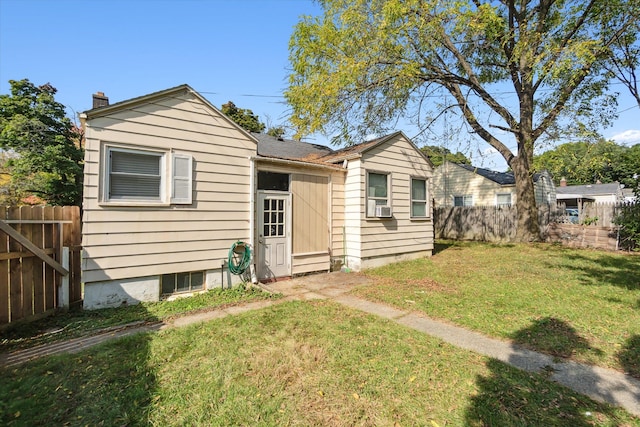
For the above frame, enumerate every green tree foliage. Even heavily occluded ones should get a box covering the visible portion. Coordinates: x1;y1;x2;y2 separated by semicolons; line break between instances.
0;79;83;206
533;140;640;187
266;126;286;138
221;101;266;133
420;145;471;167
603;21;640;108
614;178;640;251
286;0;640;241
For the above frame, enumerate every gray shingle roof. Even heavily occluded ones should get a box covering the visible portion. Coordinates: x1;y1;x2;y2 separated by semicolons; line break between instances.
458;164;547;185
556;183;621;196
459;164;516;185
254;133;334;161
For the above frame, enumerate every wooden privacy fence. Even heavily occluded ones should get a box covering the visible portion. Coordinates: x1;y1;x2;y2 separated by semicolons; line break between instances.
556;201;621;227
434;205;556;242
0;206;82;326
434;202;627;251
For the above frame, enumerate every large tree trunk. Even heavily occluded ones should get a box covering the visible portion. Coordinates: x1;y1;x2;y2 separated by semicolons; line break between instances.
511;156;541;242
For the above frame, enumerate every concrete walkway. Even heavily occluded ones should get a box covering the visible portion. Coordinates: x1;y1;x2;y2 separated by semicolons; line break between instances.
1;272;639;416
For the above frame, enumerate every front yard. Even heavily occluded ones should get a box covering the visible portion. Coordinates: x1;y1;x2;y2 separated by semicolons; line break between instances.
1;241;639;425
356;241;640;378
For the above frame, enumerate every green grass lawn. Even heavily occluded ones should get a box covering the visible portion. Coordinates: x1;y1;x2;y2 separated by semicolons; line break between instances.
1;300;637;426
0;284;280;352
354;241;640;377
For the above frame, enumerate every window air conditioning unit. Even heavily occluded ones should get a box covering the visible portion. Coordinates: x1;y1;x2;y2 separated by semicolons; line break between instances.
375;205;392;218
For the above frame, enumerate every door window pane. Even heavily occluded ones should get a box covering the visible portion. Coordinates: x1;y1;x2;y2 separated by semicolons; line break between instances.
262;196;286;237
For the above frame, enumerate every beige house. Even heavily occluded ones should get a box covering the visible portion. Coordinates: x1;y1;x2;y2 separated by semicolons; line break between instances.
81;85;434;309
432;162;556;207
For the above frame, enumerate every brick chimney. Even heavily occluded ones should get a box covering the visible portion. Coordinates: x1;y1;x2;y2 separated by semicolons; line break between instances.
92;91;109;108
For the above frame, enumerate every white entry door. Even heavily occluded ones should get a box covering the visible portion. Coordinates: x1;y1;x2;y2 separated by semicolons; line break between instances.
257;191;291;280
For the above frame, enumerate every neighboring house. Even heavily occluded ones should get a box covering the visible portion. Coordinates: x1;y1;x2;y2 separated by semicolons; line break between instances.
80;84;434;309
622;188;636;203
555;180;624;209
431;162;556;207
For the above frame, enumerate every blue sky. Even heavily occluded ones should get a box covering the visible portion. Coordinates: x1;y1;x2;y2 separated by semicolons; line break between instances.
1;0;638;171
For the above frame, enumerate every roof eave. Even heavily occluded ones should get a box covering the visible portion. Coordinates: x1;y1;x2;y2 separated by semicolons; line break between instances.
253;155;346;172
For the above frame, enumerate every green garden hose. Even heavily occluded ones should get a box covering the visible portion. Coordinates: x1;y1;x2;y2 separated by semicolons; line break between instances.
228;241;252;275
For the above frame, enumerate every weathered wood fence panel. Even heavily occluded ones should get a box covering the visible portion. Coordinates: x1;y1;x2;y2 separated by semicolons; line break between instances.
546;223;618;251
434;202;626;251
0;206;82;326
556;202;621;227
434;205;556;242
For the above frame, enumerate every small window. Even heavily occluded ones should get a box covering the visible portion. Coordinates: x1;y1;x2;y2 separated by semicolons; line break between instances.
496;193;512;207
411;178;428;218
454;195;473;206
103;145;192;205
161;271;204;295
258;171;289;191
109;149;163;200
367;171;390;216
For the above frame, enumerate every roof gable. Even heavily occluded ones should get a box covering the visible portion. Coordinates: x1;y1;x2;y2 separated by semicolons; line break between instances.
319;131;433;167
82;84;258;145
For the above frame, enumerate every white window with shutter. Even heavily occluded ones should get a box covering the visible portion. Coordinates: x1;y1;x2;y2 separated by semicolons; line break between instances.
103;145;193;206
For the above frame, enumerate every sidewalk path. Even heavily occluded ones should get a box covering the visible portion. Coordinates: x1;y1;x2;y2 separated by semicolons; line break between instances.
1;272;638;416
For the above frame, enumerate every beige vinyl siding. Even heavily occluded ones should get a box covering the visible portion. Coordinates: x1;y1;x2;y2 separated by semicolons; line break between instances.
358;134;433;261
432;162;515;207
82;89;256;284
534;172;556;205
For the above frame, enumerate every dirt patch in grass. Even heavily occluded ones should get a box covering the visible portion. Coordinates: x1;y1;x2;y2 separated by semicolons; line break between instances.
406;277;457;293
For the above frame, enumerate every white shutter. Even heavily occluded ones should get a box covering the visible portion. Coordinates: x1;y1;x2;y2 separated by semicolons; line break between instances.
171;153;193;204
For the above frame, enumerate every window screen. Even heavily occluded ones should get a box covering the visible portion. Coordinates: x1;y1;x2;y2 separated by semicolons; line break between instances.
411;178;428;217
109;150;162;200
